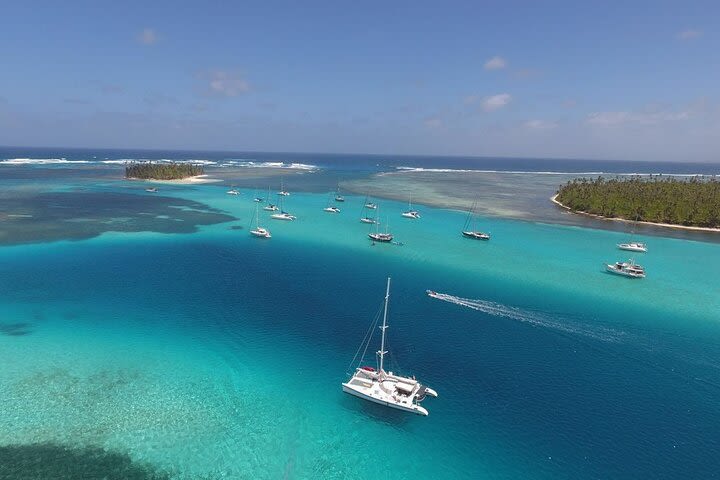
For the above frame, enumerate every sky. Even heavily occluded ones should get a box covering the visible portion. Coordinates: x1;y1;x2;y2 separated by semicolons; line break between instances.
0;0;718;162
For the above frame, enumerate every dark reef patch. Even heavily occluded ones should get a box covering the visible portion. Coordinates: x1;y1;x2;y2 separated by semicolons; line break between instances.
0;191;236;246
0;322;32;336
0;443;168;480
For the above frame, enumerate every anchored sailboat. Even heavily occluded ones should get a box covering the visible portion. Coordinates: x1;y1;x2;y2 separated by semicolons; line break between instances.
461;199;490;240
368;207;393;242
618;215;647;252
278;178;290;196
324;191;341;213
250;203;271;238
271;193;296;220
342;277;437;416
401;194;420;219
263;187;279;211
334;184;345;202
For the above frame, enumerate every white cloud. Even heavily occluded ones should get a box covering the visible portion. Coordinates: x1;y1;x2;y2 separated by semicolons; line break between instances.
524;119;557;130
482;93;512;112
423;116;442;128
676;29;702;40
138;28;158;45
202;70;251;97
586;110;690;126
484;56;507;70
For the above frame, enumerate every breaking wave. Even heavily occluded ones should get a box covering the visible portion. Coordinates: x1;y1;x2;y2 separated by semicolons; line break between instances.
428;291;626;343
394;166;717;177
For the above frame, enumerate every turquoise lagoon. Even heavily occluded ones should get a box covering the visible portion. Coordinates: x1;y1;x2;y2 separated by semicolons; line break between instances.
1;180;720;479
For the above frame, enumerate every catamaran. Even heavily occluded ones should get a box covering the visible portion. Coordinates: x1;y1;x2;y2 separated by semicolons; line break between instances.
401;194;420;219
461;199;490;240
324;192;341;213
250;203;271;238
606;259;645;278
342;277;437;416
271;195;296;220
278;179;290;196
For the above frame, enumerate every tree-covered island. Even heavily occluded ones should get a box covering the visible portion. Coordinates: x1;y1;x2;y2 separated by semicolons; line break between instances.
125;162;204;180
555;176;720;229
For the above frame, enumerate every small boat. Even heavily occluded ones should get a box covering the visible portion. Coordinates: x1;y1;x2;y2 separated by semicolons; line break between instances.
145;187;158;193
264;204;279;211
360;217;377;224
226;186;240;195
342;277;437;416
360;195;378;224
324;206;341;213
334;184;345;202
278;179;290;196
402;195;420;219
365;202;377;210
250;204;271;238
253;197;264;203
461;199;490;240
606;259;645;278
618;242;647;253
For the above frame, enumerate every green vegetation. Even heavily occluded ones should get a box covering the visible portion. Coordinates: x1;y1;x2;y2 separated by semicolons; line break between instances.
125;162;204;180
556;176;720;228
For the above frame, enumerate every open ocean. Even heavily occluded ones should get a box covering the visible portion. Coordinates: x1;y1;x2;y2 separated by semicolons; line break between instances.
1;147;720;479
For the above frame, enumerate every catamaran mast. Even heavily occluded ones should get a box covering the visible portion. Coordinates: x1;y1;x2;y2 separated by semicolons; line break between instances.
378;277;390;373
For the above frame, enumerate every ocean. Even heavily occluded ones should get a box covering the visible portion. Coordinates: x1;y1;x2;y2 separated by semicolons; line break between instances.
1;147;719;479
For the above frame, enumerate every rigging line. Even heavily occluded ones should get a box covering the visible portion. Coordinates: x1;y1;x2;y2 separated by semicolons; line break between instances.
345;300;384;374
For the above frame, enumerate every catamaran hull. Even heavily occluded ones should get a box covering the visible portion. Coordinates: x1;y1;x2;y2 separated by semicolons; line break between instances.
342;384;429;416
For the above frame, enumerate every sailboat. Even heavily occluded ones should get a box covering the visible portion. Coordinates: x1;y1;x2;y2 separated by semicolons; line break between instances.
271;193;296;220
252;187;264;203
368;207;393;242
278;178;290;196
263;187;279;211
618;215;647;252
250;203;271;238
461;199;490;240
342;277;437;416
360;195;378;224
334;184;345;202
324;191;341;213
401;194;420;219
226;185;240;195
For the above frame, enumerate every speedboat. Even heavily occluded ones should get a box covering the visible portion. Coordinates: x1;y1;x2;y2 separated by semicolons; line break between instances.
324;206;341;213
264;204;279;211
145;187;158;193
368;232;393;242
606;260;645;278
462;231;490;240
342;278;437;416
250;227;272;238
360;217;377;224
271;212;296;221
401;210;421;219
618;242;647;253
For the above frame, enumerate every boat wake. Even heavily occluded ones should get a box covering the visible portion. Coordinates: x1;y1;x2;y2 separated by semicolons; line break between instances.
426;291;626;343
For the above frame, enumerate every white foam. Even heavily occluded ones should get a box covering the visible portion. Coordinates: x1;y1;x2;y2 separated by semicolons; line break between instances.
394;166;718;177
220;160;319;170
0;158;90;165
428;291;625;342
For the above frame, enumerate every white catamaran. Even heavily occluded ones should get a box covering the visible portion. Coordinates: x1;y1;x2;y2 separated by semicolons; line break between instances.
250;203;271;238
401;194;420;219
342;278;437;415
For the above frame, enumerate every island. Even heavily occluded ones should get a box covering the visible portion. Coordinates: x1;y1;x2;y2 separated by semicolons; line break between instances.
554;176;720;230
125;162;205;181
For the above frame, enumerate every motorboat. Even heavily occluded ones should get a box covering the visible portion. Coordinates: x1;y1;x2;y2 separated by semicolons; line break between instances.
606;260;645;278
618;242;647;253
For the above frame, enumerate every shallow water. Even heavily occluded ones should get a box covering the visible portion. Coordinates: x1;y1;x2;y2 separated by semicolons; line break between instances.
1;173;720;479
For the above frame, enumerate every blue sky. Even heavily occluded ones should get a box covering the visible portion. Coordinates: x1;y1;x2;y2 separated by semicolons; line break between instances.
0;0;718;161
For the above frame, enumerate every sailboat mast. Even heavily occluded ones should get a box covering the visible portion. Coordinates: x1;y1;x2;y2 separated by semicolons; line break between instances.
378;277;390;373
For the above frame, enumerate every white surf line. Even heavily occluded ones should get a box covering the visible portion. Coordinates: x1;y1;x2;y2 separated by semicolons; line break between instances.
426;291;625;343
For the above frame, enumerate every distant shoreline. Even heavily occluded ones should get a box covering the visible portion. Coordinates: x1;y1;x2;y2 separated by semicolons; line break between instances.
128;174;222;185
550;194;720;233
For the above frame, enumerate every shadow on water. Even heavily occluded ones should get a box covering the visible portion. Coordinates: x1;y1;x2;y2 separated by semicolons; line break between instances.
339;393;417;430
0;322;32;336
0;444;168;480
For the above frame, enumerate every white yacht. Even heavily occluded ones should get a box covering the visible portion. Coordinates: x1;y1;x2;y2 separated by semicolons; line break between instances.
402;195;420;219
606;259;645;278
271;196;296;220
250;204;271;238
360;217;377;224
324;206;341;213
342;278;437;416
334;184;345;202
618;242;647;253
365;202;377;210
145;187;158;193
461;199;490;240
